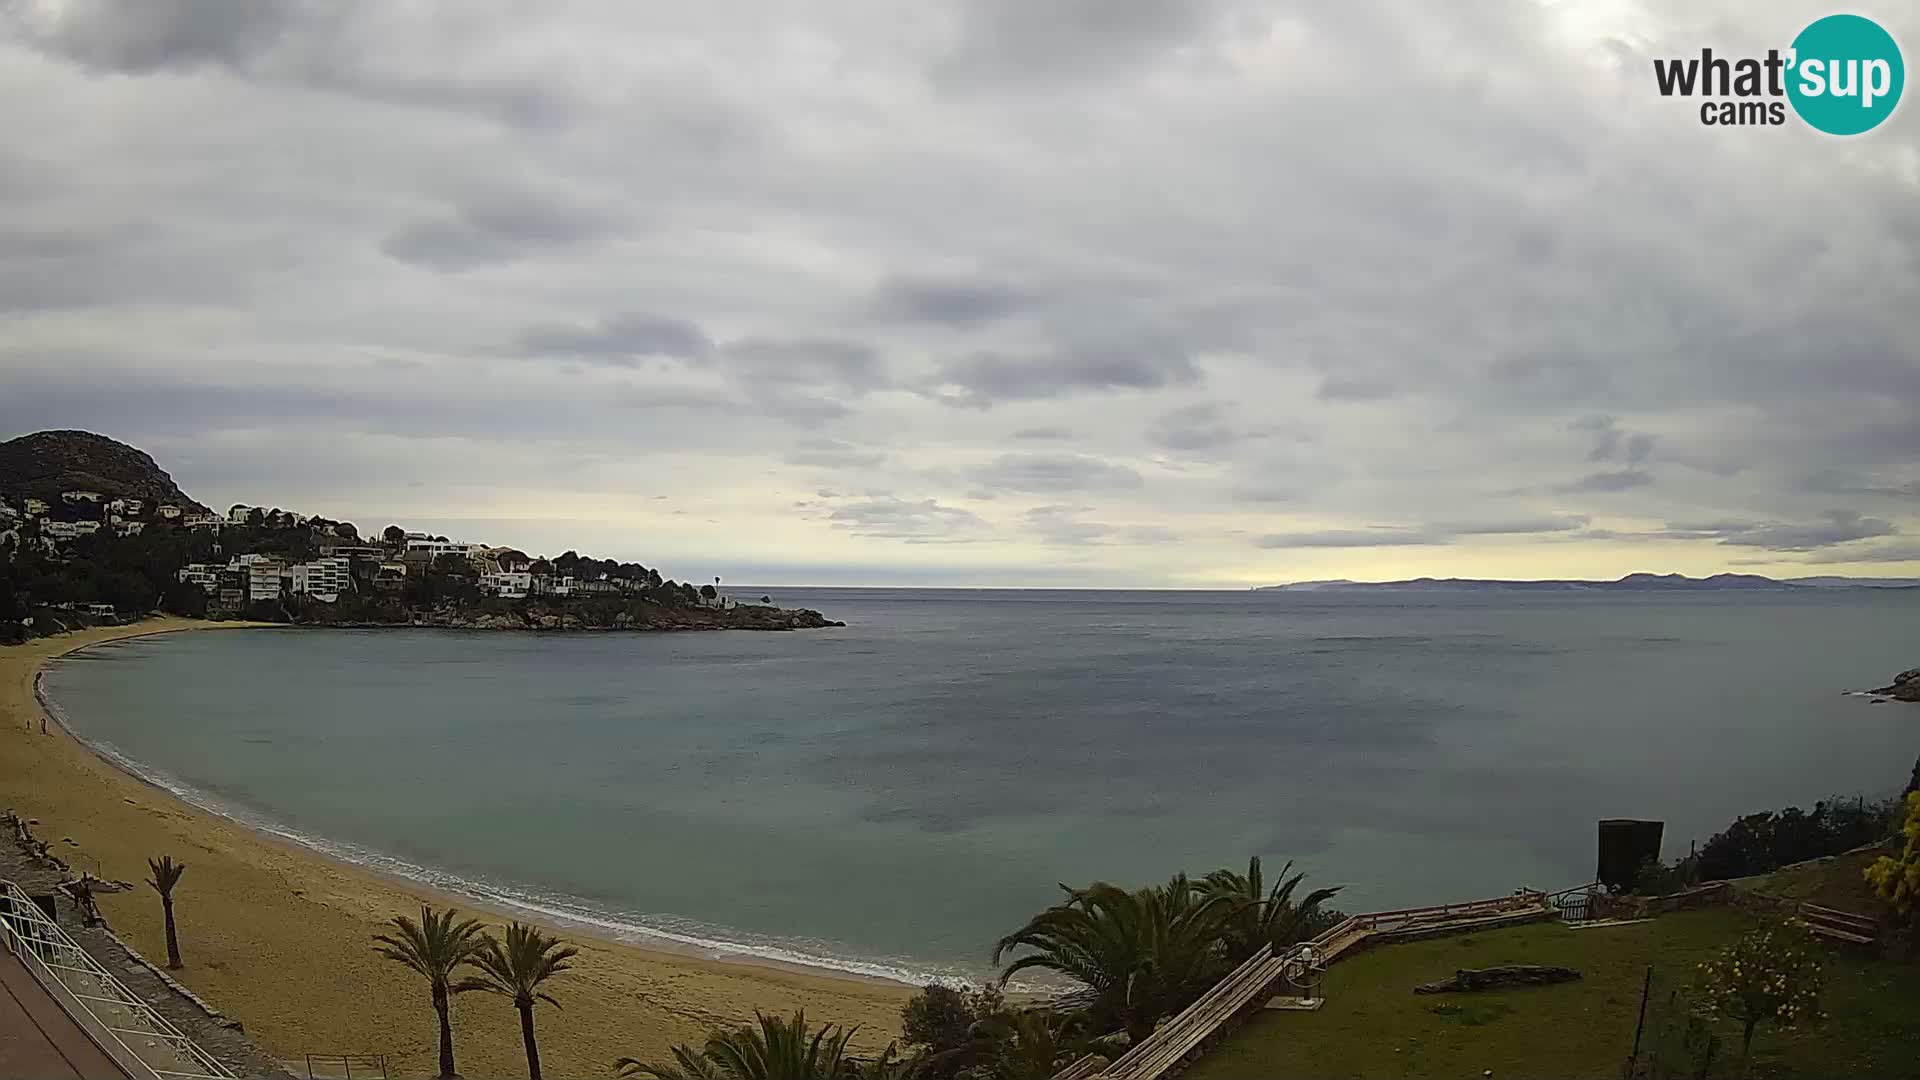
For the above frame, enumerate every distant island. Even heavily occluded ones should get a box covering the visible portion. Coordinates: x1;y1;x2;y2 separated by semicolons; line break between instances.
0;430;841;641
1256;572;1919;592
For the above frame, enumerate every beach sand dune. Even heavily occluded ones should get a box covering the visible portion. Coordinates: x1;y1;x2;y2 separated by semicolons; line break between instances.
2;620;909;1078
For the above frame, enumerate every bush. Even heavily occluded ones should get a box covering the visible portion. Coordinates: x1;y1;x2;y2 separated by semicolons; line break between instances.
901;983;1006;1078
1695;798;1897;881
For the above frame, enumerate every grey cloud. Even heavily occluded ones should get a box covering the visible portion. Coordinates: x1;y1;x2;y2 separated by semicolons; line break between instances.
4;0;303;74
816;496;988;542
785;439;886;469
1799;469;1920;499
1624;511;1900;552
872;273;1035;327
1011;426;1075;441
1805;540;1920;564
1025;505;1180;547
1712;510;1896;552
1255;515;1589;549
1150;404;1242;454
1025;505;1113;546
969;453;1143;494
1438;516;1590;536
1255;529;1439;549
1555;469;1653;493
383;190;608;271
1317;375;1397;402
7;1;587;129
724;338;889;394
1573;415;1655;465
519;313;713;363
935;0;1225;89
929;338;1200;408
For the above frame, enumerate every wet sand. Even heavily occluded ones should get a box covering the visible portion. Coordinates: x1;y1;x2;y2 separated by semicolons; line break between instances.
1;620;910;1078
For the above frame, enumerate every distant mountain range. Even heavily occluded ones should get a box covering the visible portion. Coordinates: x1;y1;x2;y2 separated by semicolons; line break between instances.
1256;573;1918;592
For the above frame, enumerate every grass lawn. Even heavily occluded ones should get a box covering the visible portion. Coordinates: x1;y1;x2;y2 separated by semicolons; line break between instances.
1186;908;1920;1080
1731;846;1890;913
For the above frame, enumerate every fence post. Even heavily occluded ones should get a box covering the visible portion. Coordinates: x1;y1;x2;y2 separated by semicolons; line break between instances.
1629;965;1653;1063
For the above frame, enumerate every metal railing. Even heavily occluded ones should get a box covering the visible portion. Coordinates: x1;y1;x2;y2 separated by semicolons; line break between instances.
298;1052;390;1079
0;878;236;1079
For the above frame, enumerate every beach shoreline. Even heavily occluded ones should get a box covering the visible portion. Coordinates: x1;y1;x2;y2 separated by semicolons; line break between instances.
3;618;910;1077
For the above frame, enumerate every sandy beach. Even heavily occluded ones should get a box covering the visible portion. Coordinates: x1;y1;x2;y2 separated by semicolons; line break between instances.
1;620;910;1078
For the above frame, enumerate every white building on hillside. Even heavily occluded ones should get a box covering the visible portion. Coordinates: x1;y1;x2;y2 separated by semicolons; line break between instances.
177;564;222;593
290;557;351;602
42;520;101;541
61;490;102;504
404;539;483;560
156;504;182;520
480;571;531;598
246;560;284;602
23;498;48;515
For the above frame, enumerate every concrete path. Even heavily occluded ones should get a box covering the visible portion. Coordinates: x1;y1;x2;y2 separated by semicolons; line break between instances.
0;948;129;1079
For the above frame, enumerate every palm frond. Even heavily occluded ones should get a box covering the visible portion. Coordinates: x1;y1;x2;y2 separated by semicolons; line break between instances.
146;855;186;898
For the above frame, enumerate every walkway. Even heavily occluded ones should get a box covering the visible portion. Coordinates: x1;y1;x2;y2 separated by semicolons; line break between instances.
0;947;128;1079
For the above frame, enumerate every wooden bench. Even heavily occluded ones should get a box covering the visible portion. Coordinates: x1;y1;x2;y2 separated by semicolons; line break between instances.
1797;902;1877;947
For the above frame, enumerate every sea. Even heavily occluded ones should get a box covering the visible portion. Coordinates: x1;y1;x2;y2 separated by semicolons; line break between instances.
39;588;1919;985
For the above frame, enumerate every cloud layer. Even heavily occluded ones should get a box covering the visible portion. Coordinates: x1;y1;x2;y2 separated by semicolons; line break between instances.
1;0;1916;585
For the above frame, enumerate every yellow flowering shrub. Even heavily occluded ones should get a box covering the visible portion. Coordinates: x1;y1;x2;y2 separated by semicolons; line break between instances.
1864;790;1920;919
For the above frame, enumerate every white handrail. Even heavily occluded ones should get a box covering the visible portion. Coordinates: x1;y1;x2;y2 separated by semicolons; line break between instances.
0;878;235;1079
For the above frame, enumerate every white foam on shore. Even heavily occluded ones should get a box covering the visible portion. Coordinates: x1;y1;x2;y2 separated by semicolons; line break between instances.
39;665;999;991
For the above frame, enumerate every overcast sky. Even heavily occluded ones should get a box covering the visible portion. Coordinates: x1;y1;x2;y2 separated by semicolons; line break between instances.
2;1;1916;586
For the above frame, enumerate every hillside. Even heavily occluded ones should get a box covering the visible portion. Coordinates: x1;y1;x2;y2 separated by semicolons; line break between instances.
0;430;209;514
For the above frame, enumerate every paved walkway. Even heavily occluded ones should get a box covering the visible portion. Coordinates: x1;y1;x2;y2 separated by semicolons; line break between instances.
0;948;129;1079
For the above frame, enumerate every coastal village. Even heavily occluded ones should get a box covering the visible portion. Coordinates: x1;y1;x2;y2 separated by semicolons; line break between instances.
2;490;732;616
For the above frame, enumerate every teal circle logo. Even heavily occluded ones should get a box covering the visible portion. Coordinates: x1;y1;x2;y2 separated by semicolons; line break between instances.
1787;14;1904;135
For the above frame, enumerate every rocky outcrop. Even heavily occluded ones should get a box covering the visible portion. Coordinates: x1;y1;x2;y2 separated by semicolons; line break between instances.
1414;965;1582;994
1867;668;1920;702
295;600;843;633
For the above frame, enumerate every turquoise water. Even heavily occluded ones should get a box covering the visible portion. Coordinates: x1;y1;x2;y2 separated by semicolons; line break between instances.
41;589;1919;983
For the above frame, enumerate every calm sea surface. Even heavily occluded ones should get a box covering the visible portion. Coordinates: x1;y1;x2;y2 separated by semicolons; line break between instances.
42;589;1919;983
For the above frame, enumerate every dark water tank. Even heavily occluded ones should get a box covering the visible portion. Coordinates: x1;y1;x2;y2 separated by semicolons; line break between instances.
1597;819;1665;892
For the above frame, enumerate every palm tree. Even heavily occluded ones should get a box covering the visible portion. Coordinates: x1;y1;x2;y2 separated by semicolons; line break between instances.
617;1010;860;1080
1201;857;1343;961
372;904;488;1078
146;856;186;968
457;922;578;1080
993;876;1234;1046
